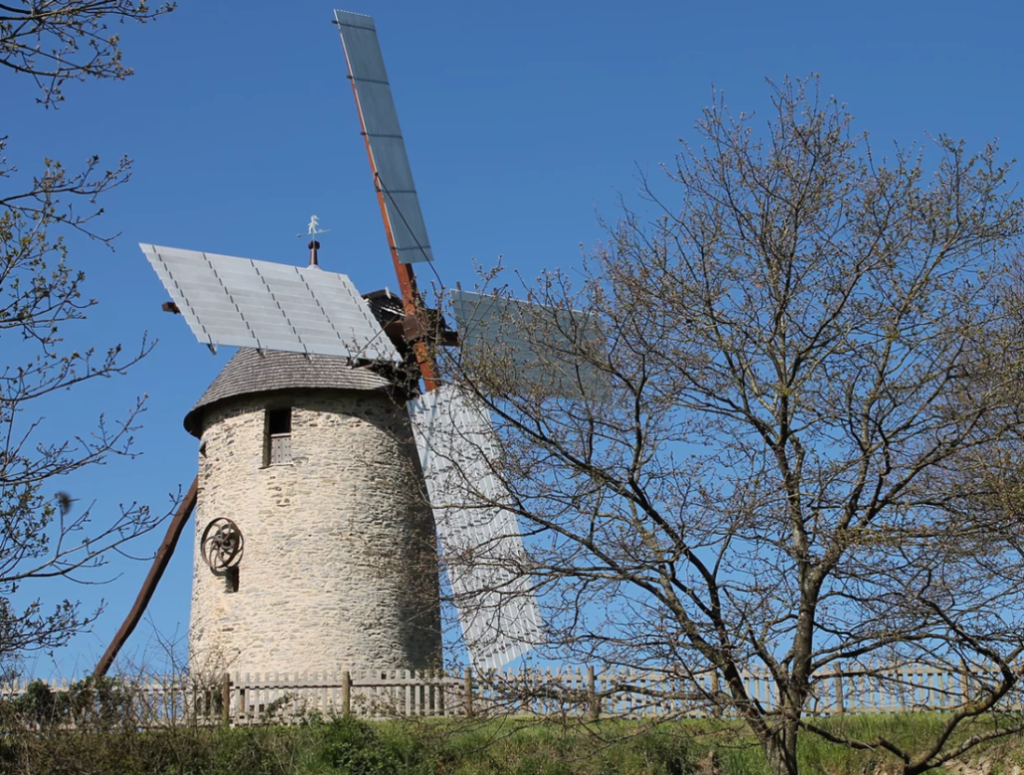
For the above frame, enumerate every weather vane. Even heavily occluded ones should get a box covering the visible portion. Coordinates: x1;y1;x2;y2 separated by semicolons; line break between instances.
298;215;331;240
298;215;331;266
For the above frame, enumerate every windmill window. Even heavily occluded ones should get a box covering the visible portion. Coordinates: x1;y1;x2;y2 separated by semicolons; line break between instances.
265;408;292;466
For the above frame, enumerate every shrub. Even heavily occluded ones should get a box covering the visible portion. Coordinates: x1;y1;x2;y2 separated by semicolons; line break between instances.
305;716;402;775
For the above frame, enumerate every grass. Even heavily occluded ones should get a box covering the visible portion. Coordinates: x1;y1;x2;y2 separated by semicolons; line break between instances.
3;710;1024;774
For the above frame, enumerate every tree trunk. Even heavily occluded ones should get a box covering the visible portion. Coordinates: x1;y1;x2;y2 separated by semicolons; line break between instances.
762;723;799;775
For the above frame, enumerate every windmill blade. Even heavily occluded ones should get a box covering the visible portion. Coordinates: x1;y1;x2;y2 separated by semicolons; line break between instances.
409;385;543;670
141;244;400;363
452;290;610;400
335;10;433;264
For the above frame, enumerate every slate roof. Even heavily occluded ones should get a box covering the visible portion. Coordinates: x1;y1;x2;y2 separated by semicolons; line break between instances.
183;348;392;437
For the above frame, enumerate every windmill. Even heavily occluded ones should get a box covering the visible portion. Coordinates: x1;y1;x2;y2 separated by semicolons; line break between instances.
94;9;587;677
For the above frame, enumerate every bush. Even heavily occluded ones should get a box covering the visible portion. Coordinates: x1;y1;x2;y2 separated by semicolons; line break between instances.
1;676;134;729
210;726;293;775
305;717;403;775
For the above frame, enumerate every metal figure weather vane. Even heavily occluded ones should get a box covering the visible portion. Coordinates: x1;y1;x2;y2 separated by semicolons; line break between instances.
297;215;331;240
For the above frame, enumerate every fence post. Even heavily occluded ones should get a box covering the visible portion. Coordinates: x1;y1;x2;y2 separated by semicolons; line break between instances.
834;663;845;715
710;669;721;718
464;668;474;717
341;671;352;717
438;668;446;716
236;674;245;722
220;672;231;726
586;665;599;721
960;659;970;707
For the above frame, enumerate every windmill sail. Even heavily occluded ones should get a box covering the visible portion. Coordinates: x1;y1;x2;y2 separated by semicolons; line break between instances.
452;290;610;400
335;10;433;264
409;385;543;670
142;244;400;363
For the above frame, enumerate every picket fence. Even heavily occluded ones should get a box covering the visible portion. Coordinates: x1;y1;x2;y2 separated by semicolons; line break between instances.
2;663;1020;727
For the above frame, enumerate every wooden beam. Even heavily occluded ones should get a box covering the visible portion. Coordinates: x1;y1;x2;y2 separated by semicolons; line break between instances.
343;65;439;392
94;477;198;676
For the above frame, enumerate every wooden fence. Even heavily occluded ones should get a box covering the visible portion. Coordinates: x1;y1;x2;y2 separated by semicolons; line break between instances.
2;663;1020;727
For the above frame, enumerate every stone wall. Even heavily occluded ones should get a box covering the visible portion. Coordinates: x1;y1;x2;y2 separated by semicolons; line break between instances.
189;389;441;677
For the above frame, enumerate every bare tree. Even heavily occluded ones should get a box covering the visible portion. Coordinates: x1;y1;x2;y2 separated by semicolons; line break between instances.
442;77;1024;775
0;1;173;667
0;0;174;107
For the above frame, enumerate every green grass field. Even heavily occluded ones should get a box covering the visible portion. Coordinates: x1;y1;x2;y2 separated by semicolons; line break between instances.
3;713;1024;774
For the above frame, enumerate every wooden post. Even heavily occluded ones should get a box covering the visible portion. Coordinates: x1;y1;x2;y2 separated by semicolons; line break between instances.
710;669;721;718
220;672;231;726
94;478;198;677
168;675;177;724
586;666;599;721
438;668;446;716
429;667;436;716
834;663;845;715
341;671;352;718
960;659;970;707
464;668;474;717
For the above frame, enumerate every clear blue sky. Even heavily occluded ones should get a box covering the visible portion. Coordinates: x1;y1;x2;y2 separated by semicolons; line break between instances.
8;0;1022;677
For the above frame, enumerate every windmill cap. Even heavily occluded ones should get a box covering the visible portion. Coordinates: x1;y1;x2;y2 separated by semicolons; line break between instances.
183;348;392;437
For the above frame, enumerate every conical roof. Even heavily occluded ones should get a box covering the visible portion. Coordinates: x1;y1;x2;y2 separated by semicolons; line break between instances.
183;348;392;437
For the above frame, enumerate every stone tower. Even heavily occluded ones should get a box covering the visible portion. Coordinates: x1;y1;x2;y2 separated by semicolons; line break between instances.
183;348;441;676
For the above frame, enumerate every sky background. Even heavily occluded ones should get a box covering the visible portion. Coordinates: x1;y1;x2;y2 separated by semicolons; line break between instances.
5;0;1022;678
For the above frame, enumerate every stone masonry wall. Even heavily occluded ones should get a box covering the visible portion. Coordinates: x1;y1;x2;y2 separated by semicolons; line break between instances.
189;389;441;678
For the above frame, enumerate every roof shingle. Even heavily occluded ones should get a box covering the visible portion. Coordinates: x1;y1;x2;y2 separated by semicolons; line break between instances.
183;348;392;437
